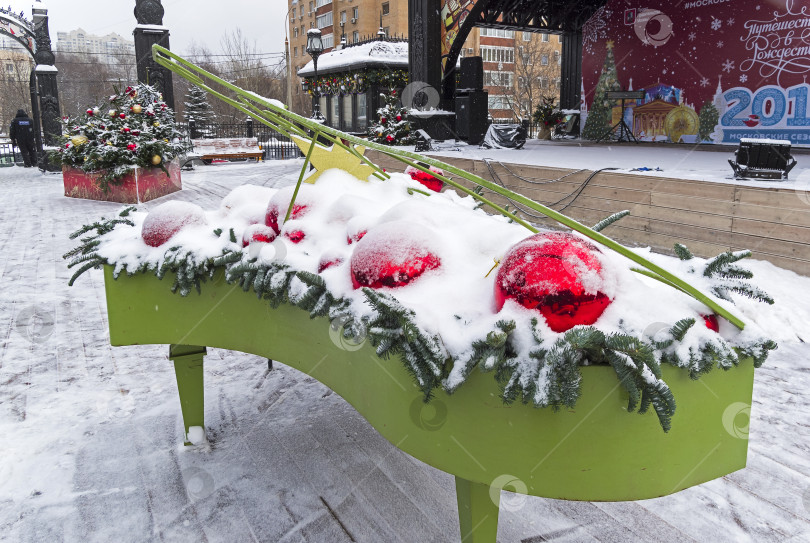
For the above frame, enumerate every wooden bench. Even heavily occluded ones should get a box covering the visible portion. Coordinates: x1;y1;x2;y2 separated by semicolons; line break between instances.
187;138;264;165
729;138;797;180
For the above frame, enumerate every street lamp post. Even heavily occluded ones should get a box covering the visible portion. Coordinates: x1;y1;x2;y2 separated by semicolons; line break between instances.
306;28;325;121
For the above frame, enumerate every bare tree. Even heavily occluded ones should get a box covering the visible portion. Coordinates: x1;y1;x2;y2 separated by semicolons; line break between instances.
486;36;562;122
56;52;122;116
0;53;34;132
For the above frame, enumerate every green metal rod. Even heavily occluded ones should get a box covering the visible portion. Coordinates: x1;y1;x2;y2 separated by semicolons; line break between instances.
286;134;320;224
151;44;745;330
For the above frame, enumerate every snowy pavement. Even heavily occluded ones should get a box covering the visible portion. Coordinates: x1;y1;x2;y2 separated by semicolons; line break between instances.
1;160;809;542
428;139;810;191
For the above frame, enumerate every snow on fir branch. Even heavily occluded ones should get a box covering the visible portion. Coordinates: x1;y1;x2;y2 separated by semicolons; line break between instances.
64;216;778;432
675;243;775;305
49;83;191;192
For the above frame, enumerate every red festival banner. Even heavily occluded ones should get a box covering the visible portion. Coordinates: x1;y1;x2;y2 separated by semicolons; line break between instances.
581;0;810;146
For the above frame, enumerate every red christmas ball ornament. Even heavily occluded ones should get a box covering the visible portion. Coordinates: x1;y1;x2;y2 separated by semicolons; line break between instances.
99;124;106;130
386;134;395;143
132;130;141;136
141;201;207;247
285;230;306;244
318;257;344;273
396;115;402;122
122;127;131;133
119;113;126;119
86;108;94;116
380;117;388;124
65;143;70;149
495;233;613;333
264;186;316;234
241;224;277;247
127;143;137;151
702;314;720;333
350;222;441;289
347;230;367;245
405;165;444;192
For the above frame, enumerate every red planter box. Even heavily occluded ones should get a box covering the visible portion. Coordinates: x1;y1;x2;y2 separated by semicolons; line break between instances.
63;159;182;203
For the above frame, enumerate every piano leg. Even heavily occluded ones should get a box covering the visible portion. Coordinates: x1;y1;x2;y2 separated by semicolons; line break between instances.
455;476;500;543
169;344;208;445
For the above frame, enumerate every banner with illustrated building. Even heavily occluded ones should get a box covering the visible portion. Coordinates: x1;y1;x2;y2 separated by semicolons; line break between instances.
580;0;810;146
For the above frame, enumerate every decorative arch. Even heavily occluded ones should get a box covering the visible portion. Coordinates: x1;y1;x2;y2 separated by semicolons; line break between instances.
0;7;37;56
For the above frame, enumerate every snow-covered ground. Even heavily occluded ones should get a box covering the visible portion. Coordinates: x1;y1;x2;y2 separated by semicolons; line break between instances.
1;160;809;542
428;139;810;191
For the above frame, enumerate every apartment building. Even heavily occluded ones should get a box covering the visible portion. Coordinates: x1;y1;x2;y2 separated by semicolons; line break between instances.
56;28;135;64
288;0;407;77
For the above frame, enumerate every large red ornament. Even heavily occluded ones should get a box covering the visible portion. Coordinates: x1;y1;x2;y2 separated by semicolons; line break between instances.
141;201;207;247
396;115;402;122
86;109;94;116
494;233;612;333
127;143;137;151
264;187;315;233
405;164;444;192
350;222;441;289
386;134;395;143
242;224;277;247
380;117;388;124
119;113;126;119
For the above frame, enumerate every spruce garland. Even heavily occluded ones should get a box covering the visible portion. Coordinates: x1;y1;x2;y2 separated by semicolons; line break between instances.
64;217;778;431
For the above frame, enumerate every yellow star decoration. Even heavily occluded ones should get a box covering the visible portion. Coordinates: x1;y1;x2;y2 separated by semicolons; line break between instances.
290;134;377;184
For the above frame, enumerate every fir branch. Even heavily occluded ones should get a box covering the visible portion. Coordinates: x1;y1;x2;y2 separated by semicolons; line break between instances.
673;243;693;261
592;210;630;232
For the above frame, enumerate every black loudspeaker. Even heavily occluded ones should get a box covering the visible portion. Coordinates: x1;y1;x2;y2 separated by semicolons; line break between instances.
459;56;484;91
455;90;488;144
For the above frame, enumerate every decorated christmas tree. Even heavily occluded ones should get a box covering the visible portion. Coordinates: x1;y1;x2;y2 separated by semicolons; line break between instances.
698;101;719;142
183;85;216;127
368;89;415;145
51;83;191;191
581;41;622;141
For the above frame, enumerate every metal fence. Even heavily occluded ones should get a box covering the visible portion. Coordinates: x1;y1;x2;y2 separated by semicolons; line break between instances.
177;120;303;161
0;143;21;167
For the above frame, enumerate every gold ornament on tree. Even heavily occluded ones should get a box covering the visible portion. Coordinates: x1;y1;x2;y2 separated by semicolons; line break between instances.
132;104;143;114
70;135;89;146
153;122;160;127
151;154;162;165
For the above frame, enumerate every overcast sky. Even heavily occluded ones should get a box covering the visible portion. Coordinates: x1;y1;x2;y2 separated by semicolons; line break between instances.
8;0;289;56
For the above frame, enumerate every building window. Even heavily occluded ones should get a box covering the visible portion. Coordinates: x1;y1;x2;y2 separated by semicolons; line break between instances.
484;71;514;87
382;2;390;15
383;27;390;36
538;77;548;89
316;12;333;29
554;51;561;65
294;46;298;57
315;0;332;7
541;54;549;65
487;96;510;110
309;1;314;14
340;11;346;24
342;95;353;131
480;28;514;38
353;31;359;43
522;32;531;42
293;27;299;38
558;34;563;43
292;8;296;18
542;33;549;42
322;33;334;48
480;46;514;64
353;6;359;19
